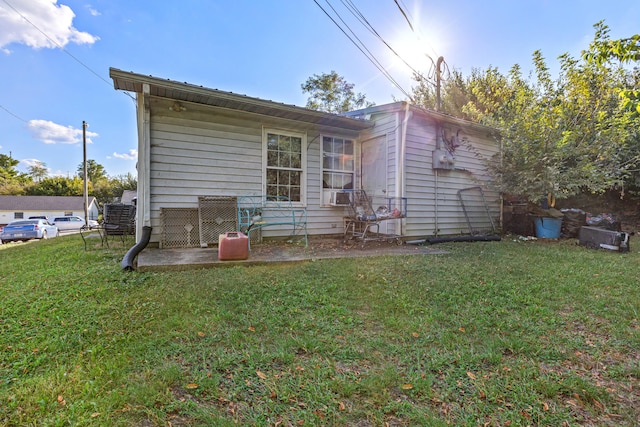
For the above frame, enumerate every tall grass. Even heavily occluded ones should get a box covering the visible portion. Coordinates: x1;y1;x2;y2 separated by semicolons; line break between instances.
1;235;638;426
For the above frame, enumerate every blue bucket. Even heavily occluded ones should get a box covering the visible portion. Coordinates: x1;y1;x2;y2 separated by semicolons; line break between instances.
533;217;562;238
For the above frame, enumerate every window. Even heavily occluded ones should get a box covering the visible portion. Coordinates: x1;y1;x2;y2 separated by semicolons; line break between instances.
264;130;305;202
14;212;24;219
322;136;354;190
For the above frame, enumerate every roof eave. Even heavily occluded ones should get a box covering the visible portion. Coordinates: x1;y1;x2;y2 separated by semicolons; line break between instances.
109;68;373;131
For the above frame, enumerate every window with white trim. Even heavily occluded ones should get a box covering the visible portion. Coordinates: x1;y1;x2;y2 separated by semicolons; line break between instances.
14;212;24;219
322;136;354;190
264;130;305;202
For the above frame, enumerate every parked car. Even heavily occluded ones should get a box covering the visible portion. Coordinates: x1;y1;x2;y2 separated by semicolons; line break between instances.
52;216;100;230
29;215;52;223
0;219;59;242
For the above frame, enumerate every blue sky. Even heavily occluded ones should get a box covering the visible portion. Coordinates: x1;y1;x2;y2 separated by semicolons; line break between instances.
1;0;638;179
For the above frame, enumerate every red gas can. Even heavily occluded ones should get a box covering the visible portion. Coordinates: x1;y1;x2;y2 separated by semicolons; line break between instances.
218;232;249;260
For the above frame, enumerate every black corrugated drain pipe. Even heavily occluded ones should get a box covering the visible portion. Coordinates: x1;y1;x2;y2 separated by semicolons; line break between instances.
426;235;501;244
121;226;152;271
406;235;502;245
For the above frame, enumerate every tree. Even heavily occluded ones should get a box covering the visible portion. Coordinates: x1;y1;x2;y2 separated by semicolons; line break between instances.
28;161;48;182
91;173;137;206
301;71;374;113
410;22;640;200
583;21;640;116
26;177;85;196
77;159;107;183
0;153;29;195
0;153;20;181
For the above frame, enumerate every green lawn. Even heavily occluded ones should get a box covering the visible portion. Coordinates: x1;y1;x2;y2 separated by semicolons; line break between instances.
1;235;639;426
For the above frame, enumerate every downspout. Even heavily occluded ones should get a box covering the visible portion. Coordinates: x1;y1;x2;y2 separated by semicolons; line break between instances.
399;102;410;236
122;84;152;271
435;168;439;237
139;83;152;231
395;110;401;198
434;121;443;237
434;57;444;238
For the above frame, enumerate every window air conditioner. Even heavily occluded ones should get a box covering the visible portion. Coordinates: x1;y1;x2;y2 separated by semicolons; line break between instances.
329;191;351;206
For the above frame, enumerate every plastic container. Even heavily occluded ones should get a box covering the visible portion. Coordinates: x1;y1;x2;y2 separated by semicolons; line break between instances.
532;217;562;238
218;232;249;260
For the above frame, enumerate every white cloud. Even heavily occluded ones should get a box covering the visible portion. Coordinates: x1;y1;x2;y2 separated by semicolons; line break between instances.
19;158;51;176
20;158;45;167
87;6;100;17
27;119;98;144
112;149;138;160
0;0;99;51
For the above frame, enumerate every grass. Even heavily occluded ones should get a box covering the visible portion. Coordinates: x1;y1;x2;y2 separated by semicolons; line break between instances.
1;235;639;426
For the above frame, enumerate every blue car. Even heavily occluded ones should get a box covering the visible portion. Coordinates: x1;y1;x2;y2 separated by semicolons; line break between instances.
0;219;59;243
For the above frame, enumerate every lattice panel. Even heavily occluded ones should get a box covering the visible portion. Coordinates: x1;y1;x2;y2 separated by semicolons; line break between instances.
198;196;238;247
160;208;200;248
239;225;262;245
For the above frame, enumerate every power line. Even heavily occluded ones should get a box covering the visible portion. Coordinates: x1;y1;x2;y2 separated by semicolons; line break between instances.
341;0;426;80
0;0;135;102
391;0;442;78
0;104;27;123
393;0;413;32
320;0;414;99
313;0;415;101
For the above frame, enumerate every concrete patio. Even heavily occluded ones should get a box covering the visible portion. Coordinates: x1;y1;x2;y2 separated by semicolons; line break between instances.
135;237;448;272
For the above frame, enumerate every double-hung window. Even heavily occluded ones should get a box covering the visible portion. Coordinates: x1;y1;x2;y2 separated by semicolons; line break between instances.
322;136;354;191
264;130;306;203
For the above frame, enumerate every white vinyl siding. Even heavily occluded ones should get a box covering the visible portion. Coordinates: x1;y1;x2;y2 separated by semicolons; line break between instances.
143;97;500;245
145;97;361;243
403;116;500;238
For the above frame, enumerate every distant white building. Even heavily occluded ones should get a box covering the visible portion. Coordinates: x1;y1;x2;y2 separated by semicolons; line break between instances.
120;190;137;204
0;195;99;226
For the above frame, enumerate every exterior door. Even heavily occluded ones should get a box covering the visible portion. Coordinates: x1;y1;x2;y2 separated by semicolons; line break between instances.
361;136;389;233
361;136;387;196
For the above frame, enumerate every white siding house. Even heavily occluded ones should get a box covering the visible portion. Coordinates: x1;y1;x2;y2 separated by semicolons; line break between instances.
345;103;501;238
109;68;501;247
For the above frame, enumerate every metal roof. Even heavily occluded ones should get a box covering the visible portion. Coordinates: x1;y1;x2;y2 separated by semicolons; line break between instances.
345;101;498;133
109;68;373;131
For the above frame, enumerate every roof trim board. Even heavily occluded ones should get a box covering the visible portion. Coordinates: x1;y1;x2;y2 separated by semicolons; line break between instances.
109;68;373;132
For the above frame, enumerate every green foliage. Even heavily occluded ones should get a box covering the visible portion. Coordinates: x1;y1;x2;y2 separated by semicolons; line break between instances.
0;154;30;194
77;159;107;183
26;160;48;183
25;176;86;196
0;153;135;205
412;22;640;200
301;70;374;113
0;238;639;425
92;173;137;205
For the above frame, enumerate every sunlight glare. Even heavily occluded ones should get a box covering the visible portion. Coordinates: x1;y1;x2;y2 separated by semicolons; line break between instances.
387;3;449;79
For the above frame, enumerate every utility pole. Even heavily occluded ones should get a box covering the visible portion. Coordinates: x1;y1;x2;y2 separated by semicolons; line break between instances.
83;121;88;226
436;56;444;112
